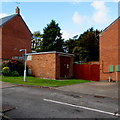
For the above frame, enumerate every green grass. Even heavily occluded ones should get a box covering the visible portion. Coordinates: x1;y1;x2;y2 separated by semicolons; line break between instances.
1;76;90;87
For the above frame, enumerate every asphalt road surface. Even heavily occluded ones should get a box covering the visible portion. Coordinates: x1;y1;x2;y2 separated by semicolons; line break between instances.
2;85;119;119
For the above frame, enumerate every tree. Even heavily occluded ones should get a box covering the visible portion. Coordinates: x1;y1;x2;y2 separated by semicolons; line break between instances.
41;20;64;52
64;38;76;53
32;31;43;51
73;47;88;62
77;27;100;61
64;27;101;62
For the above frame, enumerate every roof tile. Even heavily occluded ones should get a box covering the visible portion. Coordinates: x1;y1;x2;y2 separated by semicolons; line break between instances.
0;14;17;27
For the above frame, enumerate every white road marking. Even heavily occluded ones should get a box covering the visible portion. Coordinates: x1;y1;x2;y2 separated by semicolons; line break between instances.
43;99;115;116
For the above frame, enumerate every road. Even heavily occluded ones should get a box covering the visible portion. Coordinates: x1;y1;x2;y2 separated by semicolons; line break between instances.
2;85;119;119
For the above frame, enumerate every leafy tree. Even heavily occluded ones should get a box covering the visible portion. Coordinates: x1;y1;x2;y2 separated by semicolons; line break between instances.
64;38;76;53
2;60;24;75
32;31;43;51
73;47;88;62
72;35;78;40
41;20;64;52
77;27;100;61
64;27;101;62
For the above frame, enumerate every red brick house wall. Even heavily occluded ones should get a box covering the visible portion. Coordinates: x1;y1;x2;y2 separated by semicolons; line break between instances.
100;18;120;81
0;10;31;60
118;18;120;81
0;27;2;60
26;52;74;80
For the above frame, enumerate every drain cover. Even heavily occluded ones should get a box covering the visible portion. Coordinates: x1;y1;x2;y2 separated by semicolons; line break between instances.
0;105;15;112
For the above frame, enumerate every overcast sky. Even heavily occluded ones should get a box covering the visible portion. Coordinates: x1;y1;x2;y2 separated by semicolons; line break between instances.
0;0;119;40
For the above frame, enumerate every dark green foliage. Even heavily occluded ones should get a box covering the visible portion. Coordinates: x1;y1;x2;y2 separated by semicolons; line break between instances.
73;47;88;62
32;31;43;51
64;27;101;62
41;20;64;52
78;28;100;61
2;60;24;75
0;71;2;75
2;67;11;76
10;71;19;76
77;27;100;61
64;38;76;53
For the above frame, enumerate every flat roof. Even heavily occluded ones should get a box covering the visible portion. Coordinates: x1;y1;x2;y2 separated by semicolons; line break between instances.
27;51;74;56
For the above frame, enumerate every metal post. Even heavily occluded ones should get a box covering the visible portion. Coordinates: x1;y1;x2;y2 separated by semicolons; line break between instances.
19;49;27;82
24;49;27;82
116;72;118;83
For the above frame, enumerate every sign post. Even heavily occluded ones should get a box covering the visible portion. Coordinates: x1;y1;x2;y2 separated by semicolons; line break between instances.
20;49;27;82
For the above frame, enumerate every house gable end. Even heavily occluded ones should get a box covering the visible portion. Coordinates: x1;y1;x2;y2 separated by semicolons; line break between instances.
0;14;17;27
0;14;32;35
18;15;32;35
99;17;120;36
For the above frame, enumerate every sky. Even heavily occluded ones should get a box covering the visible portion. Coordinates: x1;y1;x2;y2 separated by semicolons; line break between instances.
0;1;119;40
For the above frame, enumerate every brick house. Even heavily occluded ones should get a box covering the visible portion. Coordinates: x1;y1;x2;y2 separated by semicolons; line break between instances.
100;17;120;81
26;51;74;80
0;7;32;60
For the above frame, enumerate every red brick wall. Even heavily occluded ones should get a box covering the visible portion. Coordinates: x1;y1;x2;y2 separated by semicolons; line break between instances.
26;53;74;80
56;54;60;79
27;53;57;79
100;18;120;81
0;27;2;59
119;18;120;81
1;14;31;60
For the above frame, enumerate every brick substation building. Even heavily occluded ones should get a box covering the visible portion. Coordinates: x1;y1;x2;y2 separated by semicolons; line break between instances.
26;51;74;80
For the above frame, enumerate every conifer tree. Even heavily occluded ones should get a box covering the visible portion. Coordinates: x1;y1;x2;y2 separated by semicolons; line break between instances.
41;20;64;52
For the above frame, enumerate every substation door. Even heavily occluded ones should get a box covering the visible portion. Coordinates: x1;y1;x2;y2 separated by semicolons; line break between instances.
60;56;70;79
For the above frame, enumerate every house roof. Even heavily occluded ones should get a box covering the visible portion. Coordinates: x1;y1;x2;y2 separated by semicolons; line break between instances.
0;13;32;35
99;16;120;36
0;14;17;27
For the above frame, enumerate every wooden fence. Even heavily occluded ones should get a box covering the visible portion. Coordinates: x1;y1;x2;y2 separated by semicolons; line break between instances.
73;64;100;81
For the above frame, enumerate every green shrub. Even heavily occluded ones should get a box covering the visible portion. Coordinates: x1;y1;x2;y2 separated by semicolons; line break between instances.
2;60;24;75
0;71;2;76
2;67;10;76
11;71;19;76
2;60;29;76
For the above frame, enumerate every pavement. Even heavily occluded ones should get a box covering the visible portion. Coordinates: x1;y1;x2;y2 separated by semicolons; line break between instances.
55;81;119;99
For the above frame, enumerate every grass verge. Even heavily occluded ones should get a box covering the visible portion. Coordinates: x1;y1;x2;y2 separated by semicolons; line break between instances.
1;76;90;87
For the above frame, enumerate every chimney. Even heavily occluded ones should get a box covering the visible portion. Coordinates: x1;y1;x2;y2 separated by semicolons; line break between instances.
16;7;20;14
